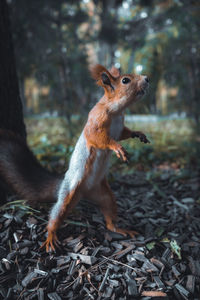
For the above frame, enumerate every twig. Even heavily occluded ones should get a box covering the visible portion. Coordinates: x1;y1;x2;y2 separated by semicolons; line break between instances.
101;255;137;271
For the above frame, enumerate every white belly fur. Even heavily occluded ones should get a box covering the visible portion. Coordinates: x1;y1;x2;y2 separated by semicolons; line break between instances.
50;115;124;219
50;132;89;219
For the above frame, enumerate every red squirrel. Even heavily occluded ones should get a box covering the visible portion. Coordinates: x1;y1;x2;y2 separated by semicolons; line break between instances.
43;64;150;252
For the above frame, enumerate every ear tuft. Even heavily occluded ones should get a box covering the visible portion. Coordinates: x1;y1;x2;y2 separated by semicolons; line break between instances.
109;66;120;78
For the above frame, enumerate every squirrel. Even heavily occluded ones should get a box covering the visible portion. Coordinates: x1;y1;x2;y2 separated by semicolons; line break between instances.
42;64;150;252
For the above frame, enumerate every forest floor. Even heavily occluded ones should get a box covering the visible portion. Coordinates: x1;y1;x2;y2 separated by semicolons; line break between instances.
0;168;199;299
0;117;199;299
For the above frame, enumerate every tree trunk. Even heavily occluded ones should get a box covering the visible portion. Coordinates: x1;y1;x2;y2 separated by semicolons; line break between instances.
0;0;26;139
0;0;26;203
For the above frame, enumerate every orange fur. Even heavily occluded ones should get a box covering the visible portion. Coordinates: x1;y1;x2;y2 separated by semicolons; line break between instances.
84;102;129;161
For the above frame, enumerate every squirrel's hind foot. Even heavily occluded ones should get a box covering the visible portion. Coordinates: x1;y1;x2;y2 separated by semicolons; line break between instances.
107;223;138;238
41;232;61;253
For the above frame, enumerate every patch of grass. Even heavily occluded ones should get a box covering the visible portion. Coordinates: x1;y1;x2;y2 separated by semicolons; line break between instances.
113;118;199;172
25;116;82;171
25;117;200;173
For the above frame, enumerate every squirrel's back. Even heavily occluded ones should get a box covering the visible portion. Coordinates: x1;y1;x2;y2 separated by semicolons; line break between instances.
0;129;62;204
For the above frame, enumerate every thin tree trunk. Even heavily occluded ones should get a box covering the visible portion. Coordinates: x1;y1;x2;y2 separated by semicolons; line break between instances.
0;0;26;203
0;0;26;139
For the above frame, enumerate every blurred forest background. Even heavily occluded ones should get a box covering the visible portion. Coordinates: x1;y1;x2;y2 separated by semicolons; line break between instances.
8;0;200;173
1;2;200;298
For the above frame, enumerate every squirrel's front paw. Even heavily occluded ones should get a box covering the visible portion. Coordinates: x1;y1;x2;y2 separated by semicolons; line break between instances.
132;131;150;144
114;145;129;162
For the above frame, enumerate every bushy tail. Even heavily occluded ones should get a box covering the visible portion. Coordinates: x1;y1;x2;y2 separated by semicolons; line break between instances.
0;129;62;204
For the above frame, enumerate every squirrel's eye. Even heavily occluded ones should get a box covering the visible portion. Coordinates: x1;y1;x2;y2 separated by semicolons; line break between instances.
122;77;131;84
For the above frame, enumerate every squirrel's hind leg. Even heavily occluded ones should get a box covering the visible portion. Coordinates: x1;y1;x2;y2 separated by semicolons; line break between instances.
97;178;138;238
42;186;81;252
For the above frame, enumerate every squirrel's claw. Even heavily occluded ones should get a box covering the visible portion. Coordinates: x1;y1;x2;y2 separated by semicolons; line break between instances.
140;135;150;143
132;131;150;144
114;227;138;238
115;145;129;162
41;233;61;253
107;224;138;238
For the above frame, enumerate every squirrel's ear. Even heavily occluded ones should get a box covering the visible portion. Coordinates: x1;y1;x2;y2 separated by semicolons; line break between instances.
90;64;114;88
109;66;120;78
101;72;111;86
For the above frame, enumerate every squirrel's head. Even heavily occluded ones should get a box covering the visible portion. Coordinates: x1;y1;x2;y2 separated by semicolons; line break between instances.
90;64;149;112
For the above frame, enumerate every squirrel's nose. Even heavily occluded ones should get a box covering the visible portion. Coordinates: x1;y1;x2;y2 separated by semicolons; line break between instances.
144;76;149;83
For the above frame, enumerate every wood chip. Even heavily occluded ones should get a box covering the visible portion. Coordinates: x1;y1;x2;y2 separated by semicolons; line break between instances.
99;267;110;292
172;265;181;278
47;292;62;300
68;252;97;265
126;276;138;296
141;290;167;297
22;272;38;287
142;260;159;273
153;276;165;289
37;288;44;300
175;283;191;299
186;275;195;294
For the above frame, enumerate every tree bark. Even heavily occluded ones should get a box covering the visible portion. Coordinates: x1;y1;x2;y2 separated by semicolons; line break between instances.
0;0;26;203
0;0;26;139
